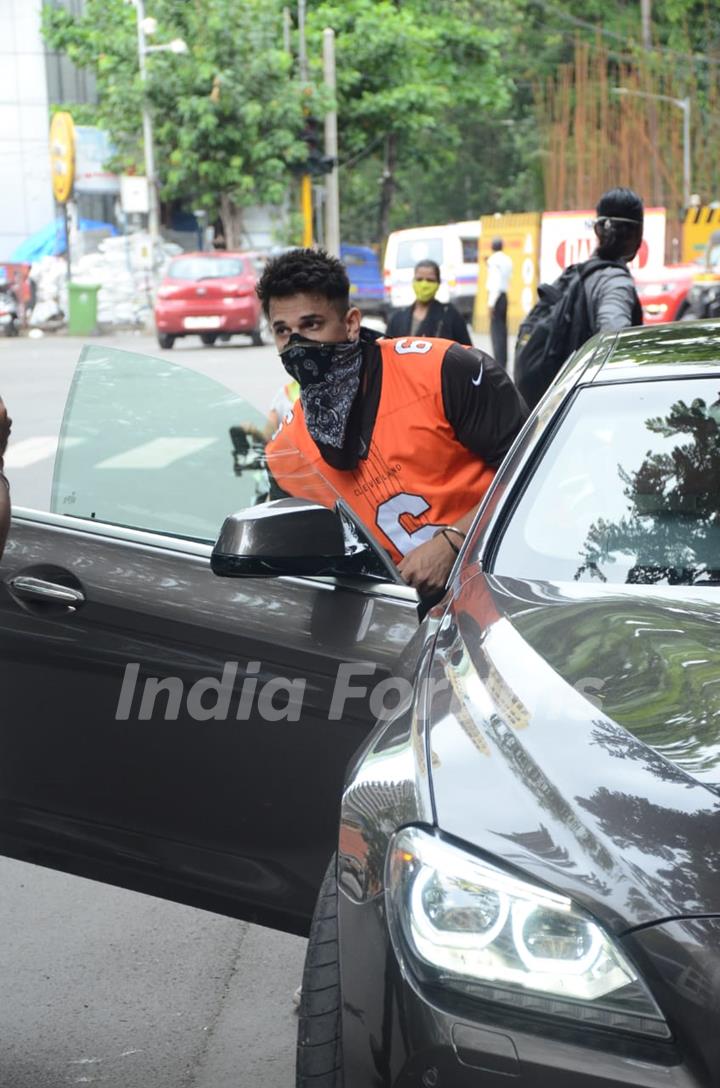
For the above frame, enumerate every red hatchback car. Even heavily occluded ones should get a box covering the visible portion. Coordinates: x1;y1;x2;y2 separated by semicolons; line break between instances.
633;263;696;325
154;251;270;348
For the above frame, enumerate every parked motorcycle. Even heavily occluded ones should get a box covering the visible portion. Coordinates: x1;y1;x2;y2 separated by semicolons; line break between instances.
0;285;20;337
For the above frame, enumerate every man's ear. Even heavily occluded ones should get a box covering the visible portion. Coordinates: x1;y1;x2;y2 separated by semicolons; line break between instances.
346;305;362;339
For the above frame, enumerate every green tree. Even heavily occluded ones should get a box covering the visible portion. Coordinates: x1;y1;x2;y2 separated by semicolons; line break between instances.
304;0;516;242
42;0;309;246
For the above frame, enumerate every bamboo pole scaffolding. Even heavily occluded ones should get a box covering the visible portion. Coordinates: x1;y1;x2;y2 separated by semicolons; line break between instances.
536;34;719;226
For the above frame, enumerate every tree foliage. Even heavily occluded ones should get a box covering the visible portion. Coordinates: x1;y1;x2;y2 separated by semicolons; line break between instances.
42;0;309;245
304;0;516;238
41;0;717;244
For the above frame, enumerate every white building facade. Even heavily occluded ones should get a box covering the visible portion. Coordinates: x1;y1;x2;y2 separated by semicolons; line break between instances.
0;0;55;259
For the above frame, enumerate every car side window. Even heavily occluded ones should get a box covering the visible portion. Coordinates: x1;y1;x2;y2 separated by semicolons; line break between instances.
492;378;720;586
51;345;267;543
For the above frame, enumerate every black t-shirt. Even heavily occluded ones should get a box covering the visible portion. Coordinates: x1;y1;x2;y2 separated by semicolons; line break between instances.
269;329;528;493
385;300;473;346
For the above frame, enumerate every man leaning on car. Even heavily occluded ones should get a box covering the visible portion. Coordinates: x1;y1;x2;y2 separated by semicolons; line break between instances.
0;397;11;558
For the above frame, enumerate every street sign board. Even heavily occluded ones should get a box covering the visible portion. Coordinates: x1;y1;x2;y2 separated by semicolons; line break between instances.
74;127;120;195
121;176;150;215
49;112;76;204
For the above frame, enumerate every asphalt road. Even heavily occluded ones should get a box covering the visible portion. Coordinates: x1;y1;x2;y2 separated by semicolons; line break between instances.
0;331;303;1088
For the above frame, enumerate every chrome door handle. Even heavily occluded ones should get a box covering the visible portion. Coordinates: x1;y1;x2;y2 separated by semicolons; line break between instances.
9;576;85;606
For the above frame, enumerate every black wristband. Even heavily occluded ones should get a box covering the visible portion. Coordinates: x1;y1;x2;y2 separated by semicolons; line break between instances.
441;529;460;556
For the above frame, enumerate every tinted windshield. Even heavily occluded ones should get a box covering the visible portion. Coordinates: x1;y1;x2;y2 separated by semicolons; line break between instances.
494;379;720;586
396;238;443;269
167;257;245;280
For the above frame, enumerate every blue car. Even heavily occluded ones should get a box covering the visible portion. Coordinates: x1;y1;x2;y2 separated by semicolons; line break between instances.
341;243;388;319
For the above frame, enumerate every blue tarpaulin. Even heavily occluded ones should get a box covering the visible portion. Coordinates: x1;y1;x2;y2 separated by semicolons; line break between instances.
10;218;118;263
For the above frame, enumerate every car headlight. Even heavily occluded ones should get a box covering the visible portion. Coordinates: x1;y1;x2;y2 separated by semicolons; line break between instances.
386;827;669;1039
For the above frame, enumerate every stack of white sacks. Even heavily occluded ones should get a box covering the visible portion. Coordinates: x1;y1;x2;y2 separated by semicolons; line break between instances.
72;233;182;327
29;233;182;329
29;256;68;326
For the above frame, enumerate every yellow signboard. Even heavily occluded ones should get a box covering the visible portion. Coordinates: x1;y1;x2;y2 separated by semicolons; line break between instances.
474;213;541;335
49;111;76;204
682;206;720;264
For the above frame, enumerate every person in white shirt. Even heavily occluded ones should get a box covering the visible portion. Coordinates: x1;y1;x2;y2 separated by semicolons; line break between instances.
486;237;513;368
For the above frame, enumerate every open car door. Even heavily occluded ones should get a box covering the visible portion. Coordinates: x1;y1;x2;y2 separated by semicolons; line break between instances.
0;346;418;935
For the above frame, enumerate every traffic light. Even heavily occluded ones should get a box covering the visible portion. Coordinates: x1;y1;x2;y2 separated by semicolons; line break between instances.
299;116;335;177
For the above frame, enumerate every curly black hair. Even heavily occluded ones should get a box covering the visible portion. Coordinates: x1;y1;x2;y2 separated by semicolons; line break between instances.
255;247;350;317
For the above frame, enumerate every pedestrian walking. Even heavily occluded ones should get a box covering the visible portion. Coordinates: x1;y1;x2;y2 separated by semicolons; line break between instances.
0;397;12;558
515;187;644;409
385;259;472;345
486;237;513;368
256;248;527;601
582;187;644;333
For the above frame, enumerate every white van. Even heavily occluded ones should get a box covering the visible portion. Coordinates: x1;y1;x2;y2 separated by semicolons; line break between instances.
382;220;481;318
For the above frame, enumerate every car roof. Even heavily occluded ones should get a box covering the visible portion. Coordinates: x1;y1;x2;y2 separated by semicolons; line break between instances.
582;320;720;385
169;251;254;260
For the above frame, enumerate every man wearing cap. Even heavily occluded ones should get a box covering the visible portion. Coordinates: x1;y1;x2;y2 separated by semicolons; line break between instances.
584;187;644;332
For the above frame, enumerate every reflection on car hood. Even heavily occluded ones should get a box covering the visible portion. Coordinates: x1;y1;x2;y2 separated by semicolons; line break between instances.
427;574;720;930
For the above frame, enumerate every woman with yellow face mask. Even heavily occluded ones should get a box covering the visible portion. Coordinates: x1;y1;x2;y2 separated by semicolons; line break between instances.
385;259;472;345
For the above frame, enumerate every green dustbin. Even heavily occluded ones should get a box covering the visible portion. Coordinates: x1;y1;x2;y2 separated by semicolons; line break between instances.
68;282;100;336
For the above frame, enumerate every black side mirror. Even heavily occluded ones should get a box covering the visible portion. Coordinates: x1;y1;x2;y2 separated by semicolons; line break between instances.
211;498;402;582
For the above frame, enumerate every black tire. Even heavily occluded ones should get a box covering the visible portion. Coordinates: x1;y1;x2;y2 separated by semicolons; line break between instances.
251;314;272;346
157;333;175;349
676;302;696;322
200;333;218;346
296;857;343;1088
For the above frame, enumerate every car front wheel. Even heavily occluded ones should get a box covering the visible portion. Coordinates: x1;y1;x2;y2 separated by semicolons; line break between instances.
251;315;272;346
157;333;175;349
296;856;343;1088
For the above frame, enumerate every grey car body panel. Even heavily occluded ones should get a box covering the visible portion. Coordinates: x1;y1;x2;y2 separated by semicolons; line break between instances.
0;512;418;933
425;570;720;933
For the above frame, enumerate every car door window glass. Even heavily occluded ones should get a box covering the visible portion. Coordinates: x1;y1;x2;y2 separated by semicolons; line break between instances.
493;379;720;586
51;345;267;542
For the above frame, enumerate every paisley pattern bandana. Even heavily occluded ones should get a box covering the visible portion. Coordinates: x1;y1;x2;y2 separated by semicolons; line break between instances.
279;334;363;448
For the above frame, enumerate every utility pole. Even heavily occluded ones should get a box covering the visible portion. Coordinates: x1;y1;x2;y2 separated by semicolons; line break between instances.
323;27;340;257
297;0;313;246
283;6;291;53
639;0;662;205
298;0;307;81
641;0;652;48
134;0;160;256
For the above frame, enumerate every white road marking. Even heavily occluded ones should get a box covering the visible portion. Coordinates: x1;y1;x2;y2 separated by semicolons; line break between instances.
4;435;82;468
96;436;217;469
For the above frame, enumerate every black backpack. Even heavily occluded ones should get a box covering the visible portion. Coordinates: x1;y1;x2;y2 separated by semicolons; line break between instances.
514;258;618;409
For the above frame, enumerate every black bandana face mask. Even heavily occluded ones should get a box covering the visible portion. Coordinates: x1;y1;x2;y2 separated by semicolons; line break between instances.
279;334;363;448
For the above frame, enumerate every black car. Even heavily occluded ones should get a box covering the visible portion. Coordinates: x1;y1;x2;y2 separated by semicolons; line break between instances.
3;323;720;1086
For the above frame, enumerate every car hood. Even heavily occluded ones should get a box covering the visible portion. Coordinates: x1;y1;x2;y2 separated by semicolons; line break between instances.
426;573;720;931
